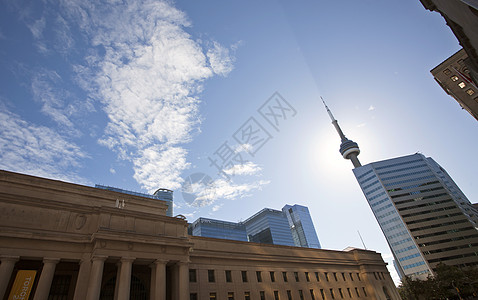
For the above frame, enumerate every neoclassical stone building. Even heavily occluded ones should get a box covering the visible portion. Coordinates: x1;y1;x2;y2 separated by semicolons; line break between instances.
0;170;400;300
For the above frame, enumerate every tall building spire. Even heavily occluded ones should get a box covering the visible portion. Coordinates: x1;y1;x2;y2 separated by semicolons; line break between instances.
321;97;362;168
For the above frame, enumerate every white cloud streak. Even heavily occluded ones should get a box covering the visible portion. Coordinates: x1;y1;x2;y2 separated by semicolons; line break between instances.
0;107;88;184
191;178;270;207
224;162;262;176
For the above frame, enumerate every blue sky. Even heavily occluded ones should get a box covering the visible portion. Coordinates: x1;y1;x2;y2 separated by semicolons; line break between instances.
1;0;477;284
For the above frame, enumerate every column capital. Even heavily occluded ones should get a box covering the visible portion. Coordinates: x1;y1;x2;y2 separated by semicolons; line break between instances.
43;258;61;264
120;257;135;263
177;260;190;266
153;259;168;266
91;255;108;262
0;255;19;262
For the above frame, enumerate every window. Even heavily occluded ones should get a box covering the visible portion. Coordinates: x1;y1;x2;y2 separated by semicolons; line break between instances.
260;291;266;300
190;293;198;300
338;288;344;299
283;272;288;282
347;288;352;298
466;89;475;96
341;273;346;281
299;290;304;300
270;271;276;282
294;272;299;282
357;273;361;281
333;273;338;281
256;271;263;282
310;289;316;300
362;287;367;297
349;273;354;281
451;75;459;81
443;69;451;75
320;289;326;300
458;82;466;88
189;269;197;282
210;292;217;300
228;292;235;300
355;288;360;298
315;272;320;281
242;271;248;282
226;270;232;282
245;291;251;300
373;272;377;280
208;270;215;283
274;290;280;300
305;272;310;282
330;289;335;299
287;290;292;300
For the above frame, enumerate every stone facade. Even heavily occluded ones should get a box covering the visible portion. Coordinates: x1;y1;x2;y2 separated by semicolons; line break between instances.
0;170;400;300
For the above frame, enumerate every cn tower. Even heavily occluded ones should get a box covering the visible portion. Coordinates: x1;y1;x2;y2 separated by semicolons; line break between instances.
321;98;362;168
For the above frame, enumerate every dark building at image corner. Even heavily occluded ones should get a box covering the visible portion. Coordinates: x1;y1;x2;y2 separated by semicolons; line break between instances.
0;170;400;300
420;0;478;120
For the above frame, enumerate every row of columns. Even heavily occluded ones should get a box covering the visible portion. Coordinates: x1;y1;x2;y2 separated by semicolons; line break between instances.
0;255;190;300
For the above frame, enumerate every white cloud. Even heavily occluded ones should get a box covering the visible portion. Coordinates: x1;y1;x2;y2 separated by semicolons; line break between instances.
0;107;88;184
27;16;45;39
212;204;223;212
356;123;366;128
191;178;270;207
59;0;236;192
368;105;375;111
31;70;76;130
109;168;116;174
224;162;262;176
207;41;235;76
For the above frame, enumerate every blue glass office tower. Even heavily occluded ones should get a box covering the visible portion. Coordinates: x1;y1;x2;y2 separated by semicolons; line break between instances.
189;218;248;241
95;185;174;216
243;208;296;246
189;205;322;248
283;204;321;249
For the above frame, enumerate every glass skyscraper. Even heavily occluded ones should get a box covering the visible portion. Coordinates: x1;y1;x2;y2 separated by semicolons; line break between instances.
189;218;248;241
283;204;321;249
323;99;478;279
354;154;478;279
189;204;321;248
243;208;296;246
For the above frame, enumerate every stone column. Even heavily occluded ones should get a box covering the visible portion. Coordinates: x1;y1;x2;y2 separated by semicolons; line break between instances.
33;258;60;300
178;261;189;300
113;262;121;300
116;257;135;300
0;256;19;299
73;258;92;300
85;255;107;300
150;259;167;300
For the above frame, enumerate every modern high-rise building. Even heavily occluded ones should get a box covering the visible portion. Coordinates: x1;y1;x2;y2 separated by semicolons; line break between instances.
189;218;248;242
95;184;174;216
323;100;478;279
283;204;322;249
243;208;296;247
189;204;322;248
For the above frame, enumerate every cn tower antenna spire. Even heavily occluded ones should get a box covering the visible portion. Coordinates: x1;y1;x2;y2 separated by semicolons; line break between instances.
321;96;362;168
